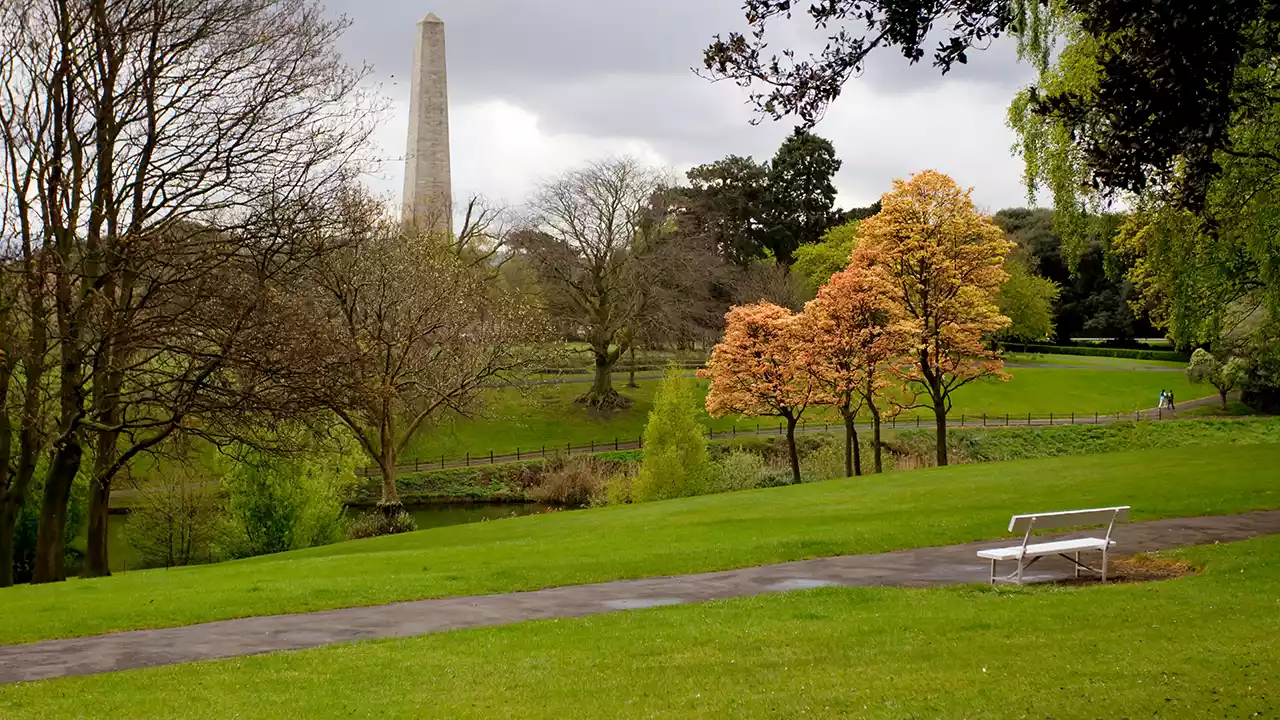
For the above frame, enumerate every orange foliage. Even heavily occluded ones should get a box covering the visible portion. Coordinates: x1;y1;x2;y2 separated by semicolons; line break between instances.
797;248;916;416
858;170;1013;407
701;302;813;421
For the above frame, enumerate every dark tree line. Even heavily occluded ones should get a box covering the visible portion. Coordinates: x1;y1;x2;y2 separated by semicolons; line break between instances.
993;209;1158;344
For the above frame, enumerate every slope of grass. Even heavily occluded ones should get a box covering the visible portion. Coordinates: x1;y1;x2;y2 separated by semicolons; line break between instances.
403;364;1201;462
901;416;1280;464
0;444;1276;645
3;536;1276;718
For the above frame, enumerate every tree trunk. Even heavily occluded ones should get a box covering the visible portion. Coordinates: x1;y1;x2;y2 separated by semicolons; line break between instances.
378;444;402;515
0;497;19;588
578;348;629;409
842;413;861;478
85;420;122;578
843;417;853;478
934;402;949;467
785;416;801;484
627;345;638;388
32;441;83;584
871;406;884;474
84;478;111;578
1220;389;1229;409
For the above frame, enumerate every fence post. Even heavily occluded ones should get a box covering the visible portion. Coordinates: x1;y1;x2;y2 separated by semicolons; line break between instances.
466;452;470;467
541;445;545;457
440;455;444;469
490;450;494;465
517;448;521;461
1005;413;1009;426
1071;412;1075;425
983;413;987;427
1050;412;1054;426
916;416;920;428
638;435;642;449
961;414;965;426
591;440;595;452
1028;413;1031;426
1095;412;1099;425
614;438;619;451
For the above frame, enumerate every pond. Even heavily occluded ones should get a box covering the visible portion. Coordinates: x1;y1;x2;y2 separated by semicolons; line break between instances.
104;501;556;573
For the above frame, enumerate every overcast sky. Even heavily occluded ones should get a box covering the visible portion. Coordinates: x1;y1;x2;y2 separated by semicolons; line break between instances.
326;0;1041;213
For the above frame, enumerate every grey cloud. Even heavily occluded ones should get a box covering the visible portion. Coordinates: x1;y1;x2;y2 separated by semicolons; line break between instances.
327;0;1040;208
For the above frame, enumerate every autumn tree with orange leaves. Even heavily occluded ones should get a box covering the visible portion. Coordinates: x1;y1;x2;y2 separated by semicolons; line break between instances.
797;249;915;476
860;171;1013;467
701;302;815;484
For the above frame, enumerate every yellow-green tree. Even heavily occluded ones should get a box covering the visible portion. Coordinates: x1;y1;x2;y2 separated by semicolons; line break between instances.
635;367;713;501
860;171;1013;466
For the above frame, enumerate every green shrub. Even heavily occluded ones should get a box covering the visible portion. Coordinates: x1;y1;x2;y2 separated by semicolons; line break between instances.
122;464;223;569
800;441;847;482
219;448;355;559
602;471;636;506
709;451;767;493
757;468;797;488
345;509;418;540
634;367;713;501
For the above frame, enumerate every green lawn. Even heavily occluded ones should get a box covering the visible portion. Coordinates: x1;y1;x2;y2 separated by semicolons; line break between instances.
3;536;1275;718
2;444;1276;645
404;364;1201;462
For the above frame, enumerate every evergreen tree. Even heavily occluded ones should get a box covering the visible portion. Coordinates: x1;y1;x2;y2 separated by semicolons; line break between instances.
636;368;714;501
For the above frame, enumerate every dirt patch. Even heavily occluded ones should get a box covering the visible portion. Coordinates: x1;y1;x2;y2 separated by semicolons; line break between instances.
1055;553;1198;585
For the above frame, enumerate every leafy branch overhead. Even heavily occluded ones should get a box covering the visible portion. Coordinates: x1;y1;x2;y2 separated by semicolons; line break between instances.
705;0;1279;209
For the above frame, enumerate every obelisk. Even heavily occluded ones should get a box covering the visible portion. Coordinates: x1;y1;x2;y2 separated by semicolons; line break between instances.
403;12;452;234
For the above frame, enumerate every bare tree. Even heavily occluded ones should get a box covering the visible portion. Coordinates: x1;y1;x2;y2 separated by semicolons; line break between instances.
297;197;546;516
0;0;376;581
518;158;713;409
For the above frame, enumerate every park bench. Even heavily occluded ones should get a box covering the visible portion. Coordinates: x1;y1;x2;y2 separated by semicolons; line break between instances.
977;506;1129;585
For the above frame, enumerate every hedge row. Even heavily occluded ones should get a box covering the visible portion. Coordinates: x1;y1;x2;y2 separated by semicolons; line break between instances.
1003;342;1189;363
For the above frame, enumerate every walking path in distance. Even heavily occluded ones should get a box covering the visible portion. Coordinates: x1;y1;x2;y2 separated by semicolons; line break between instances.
2;509;1277;684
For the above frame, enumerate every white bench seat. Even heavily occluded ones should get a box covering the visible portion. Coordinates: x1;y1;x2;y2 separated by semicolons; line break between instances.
978;506;1129;585
977;537;1113;562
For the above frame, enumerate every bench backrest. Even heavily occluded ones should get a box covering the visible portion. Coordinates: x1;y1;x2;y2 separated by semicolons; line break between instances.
1008;506;1129;533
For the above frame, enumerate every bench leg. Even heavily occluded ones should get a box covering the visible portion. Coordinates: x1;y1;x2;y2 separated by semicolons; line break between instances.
1074;551;1080;579
1102;547;1108;582
1015;556;1024;585
989;559;996;585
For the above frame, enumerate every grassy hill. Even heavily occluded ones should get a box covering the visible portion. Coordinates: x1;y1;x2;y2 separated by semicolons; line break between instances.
4;536;1275;717
402;363;1199;463
1;443;1276;645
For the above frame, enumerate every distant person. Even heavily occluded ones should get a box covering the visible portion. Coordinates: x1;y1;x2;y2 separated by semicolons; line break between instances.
1168;391;1175;412
1158;389;1168;409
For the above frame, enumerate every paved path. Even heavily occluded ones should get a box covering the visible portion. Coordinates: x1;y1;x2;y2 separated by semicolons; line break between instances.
3;509;1278;684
